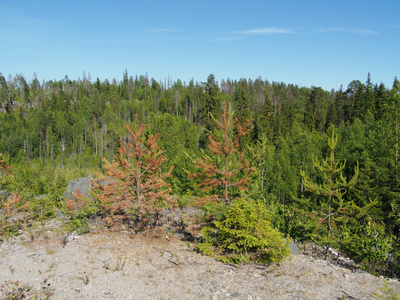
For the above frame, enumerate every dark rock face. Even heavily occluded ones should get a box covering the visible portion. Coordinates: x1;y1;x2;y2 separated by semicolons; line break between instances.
64;175;94;200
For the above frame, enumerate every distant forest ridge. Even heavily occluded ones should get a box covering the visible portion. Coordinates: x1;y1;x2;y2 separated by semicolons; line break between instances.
0;70;399;161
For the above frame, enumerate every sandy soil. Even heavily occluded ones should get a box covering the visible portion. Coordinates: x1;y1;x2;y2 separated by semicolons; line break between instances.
0;220;399;300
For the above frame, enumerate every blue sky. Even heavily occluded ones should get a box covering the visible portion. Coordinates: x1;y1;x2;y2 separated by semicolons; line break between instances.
1;0;399;91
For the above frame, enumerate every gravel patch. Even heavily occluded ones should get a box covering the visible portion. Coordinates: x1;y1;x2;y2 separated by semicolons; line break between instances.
0;229;399;299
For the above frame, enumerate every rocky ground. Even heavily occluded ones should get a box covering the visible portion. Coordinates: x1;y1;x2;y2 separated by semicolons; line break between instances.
0;219;399;300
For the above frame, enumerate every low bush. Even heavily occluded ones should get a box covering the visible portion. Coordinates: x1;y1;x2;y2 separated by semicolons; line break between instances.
196;198;290;264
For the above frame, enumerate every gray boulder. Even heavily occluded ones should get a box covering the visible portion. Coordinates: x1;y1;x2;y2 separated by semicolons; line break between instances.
64;175;94;200
290;242;301;255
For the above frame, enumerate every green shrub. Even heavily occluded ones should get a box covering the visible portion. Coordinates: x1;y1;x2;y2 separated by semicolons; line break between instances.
62;190;100;233
197;198;290;264
177;195;196;208
339;219;394;275
200;201;228;222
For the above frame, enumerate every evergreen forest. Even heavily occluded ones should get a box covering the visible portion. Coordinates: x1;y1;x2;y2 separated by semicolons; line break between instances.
1;70;400;276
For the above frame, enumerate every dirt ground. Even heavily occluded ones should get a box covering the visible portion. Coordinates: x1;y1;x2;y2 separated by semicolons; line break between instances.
0;221;399;300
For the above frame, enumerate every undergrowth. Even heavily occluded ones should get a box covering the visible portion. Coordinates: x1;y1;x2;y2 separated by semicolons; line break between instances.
0;278;53;300
375;279;400;300
196;198;290;264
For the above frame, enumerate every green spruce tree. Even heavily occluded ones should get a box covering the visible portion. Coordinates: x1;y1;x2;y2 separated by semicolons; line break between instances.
299;126;376;250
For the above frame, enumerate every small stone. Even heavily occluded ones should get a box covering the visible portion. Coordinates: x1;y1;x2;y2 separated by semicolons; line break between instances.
290;242;301;255
65;234;75;243
230;292;240;298
247;295;254;300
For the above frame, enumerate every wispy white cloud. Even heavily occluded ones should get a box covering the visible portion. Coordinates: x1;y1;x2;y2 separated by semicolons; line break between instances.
236;26;378;37
346;28;378;36
239;27;294;35
310;27;378;36
311;27;345;33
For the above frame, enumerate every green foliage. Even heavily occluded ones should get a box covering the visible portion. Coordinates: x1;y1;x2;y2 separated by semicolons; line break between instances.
63;190;100;233
297;126;378;260
188;101;254;205
176;194;196;208
171;153;200;196
375;279;400;300
199;201;228;222
196;242;216;258
1;222;22;238
28;195;57;220
257;90;275;142
274;202;313;243
3;162;69;220
299;126;362;240
0;155;81;239
199;74;221;132
340;220;394;275
197;199;290;264
1;71;400;276
304;87;328;133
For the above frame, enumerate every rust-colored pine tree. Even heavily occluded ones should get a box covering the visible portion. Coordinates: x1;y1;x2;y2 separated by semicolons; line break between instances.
0;153;11;176
189;102;254;205
66;189;89;213
93;115;175;229
0;154;27;217
0;153;12;207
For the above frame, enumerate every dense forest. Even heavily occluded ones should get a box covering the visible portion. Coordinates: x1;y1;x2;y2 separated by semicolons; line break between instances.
0;70;399;276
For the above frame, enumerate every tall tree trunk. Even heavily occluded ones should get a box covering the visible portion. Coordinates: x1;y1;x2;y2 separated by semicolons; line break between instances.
328;174;332;239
